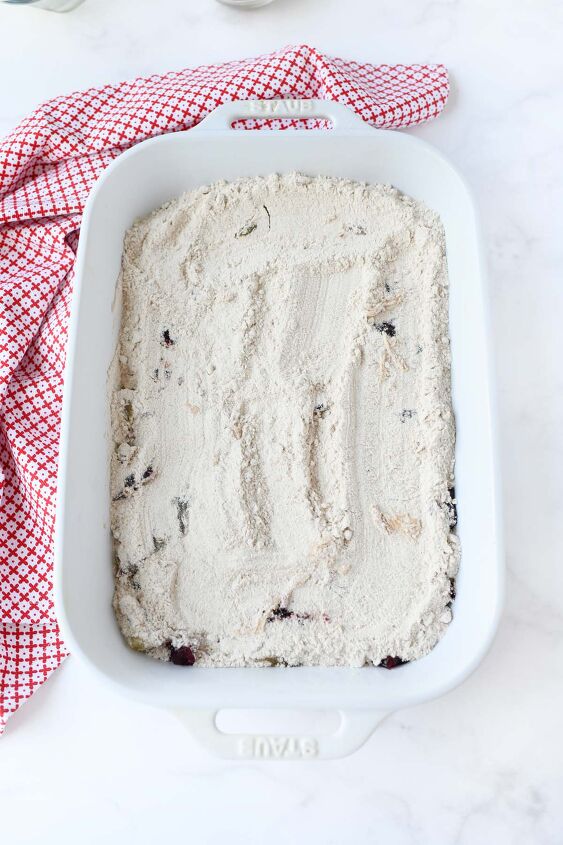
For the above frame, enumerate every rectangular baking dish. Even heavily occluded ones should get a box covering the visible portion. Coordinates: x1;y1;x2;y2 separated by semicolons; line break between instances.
54;99;503;759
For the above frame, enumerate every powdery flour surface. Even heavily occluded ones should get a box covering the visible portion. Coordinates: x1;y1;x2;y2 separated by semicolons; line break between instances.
110;173;460;667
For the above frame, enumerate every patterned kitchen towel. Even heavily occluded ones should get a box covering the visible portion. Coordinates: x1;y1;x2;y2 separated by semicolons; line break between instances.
0;44;449;733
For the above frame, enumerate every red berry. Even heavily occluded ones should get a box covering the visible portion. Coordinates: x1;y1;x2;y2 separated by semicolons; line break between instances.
170;645;196;666
379;655;407;669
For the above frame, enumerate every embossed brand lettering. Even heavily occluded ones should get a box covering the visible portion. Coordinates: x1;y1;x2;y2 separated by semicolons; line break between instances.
248;99;313;117
237;735;319;759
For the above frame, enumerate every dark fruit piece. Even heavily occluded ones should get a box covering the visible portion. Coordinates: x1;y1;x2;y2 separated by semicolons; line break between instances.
446;486;458;528
449;578;456;601
400;409;416;422
170;645;196;666
142;465;153;481
295;612;310;622
161;330;174;347
374;321;396;337
313;403;329;419
124;473;135;488
126;563;140;592
267;604;293;622
378;655;408;669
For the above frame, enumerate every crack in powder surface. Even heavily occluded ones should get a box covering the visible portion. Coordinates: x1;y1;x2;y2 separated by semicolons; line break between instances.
110;173;460;667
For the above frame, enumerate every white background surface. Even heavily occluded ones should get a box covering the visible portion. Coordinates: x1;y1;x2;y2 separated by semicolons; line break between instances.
0;1;562;843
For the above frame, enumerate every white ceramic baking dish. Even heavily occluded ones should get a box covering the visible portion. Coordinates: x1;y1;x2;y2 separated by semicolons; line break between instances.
54;99;503;759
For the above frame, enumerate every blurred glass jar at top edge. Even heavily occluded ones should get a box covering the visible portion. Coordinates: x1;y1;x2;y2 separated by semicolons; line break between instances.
3;0;277;7
1;0;85;10
216;0;277;7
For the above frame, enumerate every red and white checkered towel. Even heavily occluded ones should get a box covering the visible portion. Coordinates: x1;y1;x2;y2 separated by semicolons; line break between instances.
0;44;449;733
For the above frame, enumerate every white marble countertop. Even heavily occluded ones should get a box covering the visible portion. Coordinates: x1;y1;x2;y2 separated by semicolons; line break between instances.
1;1;562;843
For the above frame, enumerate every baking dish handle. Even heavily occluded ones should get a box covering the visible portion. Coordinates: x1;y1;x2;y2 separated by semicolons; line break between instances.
192;99;369;132
174;709;389;760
